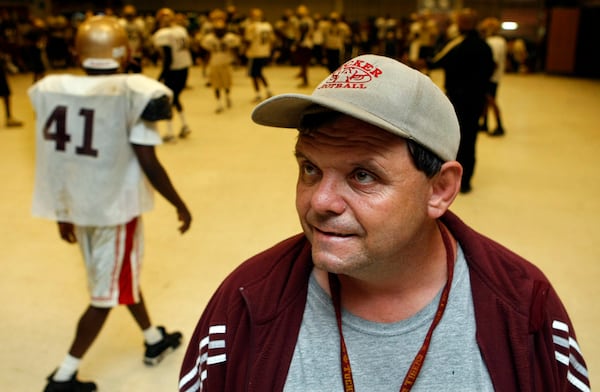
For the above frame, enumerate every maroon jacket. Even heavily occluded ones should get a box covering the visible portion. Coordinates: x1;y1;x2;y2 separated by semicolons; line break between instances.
179;211;590;391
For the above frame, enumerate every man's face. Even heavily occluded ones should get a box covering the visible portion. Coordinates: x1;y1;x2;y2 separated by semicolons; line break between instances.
295;116;433;278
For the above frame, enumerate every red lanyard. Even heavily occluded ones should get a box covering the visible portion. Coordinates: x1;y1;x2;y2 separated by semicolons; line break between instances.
328;223;455;392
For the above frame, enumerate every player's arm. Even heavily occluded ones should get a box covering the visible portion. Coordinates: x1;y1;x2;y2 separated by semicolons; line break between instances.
132;92;190;233
158;45;172;81
133;144;191;233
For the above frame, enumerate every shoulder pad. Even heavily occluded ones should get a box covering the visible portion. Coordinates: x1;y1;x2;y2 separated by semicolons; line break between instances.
141;95;172;121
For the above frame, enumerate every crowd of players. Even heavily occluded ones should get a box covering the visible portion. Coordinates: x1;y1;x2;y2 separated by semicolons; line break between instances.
0;4;532;79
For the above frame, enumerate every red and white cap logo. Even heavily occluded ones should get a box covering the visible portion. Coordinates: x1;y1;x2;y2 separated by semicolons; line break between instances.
319;59;383;90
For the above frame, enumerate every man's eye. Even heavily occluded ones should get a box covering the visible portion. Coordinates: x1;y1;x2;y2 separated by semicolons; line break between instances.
299;162;320;181
354;170;375;184
302;163;316;175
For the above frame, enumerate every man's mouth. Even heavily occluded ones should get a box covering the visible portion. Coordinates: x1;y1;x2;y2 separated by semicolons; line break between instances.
314;227;353;238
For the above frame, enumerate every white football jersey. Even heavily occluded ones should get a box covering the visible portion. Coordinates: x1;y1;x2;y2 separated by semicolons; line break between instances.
245;21;274;58
486;35;507;83
153;25;193;70
29;74;173;226
201;32;241;66
119;18;146;57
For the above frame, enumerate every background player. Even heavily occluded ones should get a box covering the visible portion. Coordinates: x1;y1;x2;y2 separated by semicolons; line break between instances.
0;54;23;127
153;8;193;142
244;8;274;102
118;5;148;74
200;9;241;113
29;16;192;392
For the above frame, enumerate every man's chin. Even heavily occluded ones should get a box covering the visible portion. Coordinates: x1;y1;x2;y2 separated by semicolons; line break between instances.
311;250;352;274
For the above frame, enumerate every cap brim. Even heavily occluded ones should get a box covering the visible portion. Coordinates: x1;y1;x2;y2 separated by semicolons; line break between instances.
251;93;412;141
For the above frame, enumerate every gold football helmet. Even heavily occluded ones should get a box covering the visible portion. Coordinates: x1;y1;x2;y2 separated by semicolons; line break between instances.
156;8;175;27
75;16;128;71
209;8;227;23
249;8;263;22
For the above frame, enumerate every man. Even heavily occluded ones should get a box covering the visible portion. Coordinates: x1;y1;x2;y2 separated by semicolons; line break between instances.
427;8;494;194
292;5;314;88
244;8;274;102
479;16;507;137
153;7;192;142
273;8;297;65
30;16;192;392
0;53;22;127
200;9;241;113
178;54;589;392
118;4;147;74
322;12;351;73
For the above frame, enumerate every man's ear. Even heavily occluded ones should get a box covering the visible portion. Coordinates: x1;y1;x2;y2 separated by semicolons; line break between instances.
427;161;463;219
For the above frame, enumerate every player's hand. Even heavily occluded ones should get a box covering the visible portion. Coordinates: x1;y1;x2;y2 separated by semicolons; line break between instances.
57;221;77;243
177;206;192;234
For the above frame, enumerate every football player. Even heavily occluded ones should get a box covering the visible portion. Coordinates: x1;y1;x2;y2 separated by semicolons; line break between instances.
200;9;241;113
152;8;193;142
244;8;275;102
29;16;192;392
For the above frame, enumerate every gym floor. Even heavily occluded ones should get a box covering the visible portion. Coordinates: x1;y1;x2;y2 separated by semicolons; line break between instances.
1;63;598;390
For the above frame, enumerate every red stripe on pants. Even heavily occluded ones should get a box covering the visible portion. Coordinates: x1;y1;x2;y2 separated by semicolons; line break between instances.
118;218;138;304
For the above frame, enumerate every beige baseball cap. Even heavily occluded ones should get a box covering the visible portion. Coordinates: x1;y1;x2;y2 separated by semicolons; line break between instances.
251;54;460;161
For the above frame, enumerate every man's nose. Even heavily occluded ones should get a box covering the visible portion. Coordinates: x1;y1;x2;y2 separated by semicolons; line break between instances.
310;175;347;215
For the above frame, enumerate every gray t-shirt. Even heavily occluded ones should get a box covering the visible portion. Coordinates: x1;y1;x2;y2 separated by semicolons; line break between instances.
284;245;494;391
